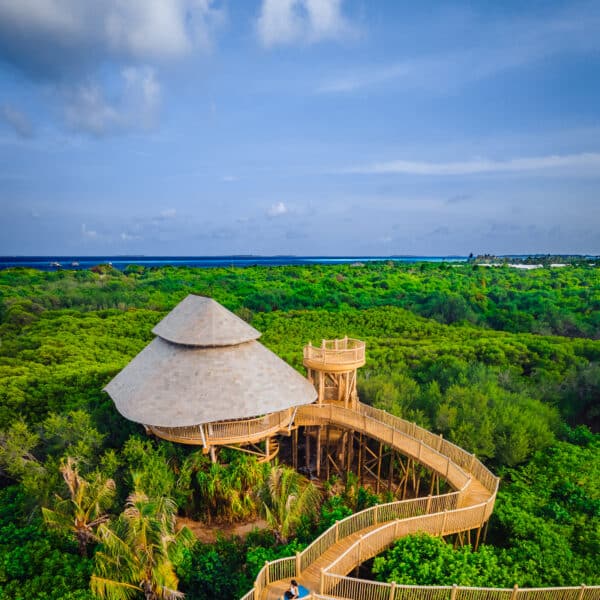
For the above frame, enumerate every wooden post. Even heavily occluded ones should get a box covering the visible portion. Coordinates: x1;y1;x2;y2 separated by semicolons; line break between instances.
414;466;421;497
319;569;324;595
316;426;322;477
347;430;354;476
305;428;311;470
374;504;379;525
449;584;458;600
376;441;383;494
264;561;270;585
295;552;301;576
440;510;448;536
325;426;331;480
474;525;482;551
510;584;519;600
388;450;395;492
358;432;364;485
319;370;324;404
429;472;436;497
292;427;298;469
402;458;411;499
335;521;339;542
577;585;586;600
389;582;396;600
426;494;432;514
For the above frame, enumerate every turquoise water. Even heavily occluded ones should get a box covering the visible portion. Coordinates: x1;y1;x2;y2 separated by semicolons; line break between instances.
0;255;468;271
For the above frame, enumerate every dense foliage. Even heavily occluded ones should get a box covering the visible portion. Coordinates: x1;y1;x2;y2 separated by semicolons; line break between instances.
0;262;598;598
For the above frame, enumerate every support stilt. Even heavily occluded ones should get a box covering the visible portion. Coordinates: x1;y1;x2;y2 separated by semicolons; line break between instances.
316;426;322;478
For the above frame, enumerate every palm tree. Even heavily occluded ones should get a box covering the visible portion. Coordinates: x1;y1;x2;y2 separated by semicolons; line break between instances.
42;457;115;556
196;455;268;523
91;483;194;600
259;464;321;544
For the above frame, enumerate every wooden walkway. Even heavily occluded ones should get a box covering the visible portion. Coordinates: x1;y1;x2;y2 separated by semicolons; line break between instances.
243;401;499;600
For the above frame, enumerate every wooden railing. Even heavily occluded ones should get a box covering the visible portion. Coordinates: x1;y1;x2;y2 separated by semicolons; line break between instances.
304;337;366;367
313;583;599;600
149;407;293;446
243;401;501;600
296;403;475;495
238;402;597;599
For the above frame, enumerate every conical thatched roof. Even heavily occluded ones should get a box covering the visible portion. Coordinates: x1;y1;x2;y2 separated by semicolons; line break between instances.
105;295;316;428
152;295;261;346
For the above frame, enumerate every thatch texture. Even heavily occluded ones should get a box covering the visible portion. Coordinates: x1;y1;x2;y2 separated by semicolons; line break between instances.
152;295;260;346
105;295;316;427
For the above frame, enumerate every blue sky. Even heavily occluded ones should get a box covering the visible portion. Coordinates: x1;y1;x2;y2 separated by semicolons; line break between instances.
1;0;599;256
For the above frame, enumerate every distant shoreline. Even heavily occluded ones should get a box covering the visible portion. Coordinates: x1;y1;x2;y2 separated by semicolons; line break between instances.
0;254;597;272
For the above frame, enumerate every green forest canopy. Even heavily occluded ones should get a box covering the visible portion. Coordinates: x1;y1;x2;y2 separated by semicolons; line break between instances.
0;262;598;599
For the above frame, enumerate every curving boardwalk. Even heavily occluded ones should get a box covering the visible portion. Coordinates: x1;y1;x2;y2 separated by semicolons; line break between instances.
242;401;499;600
240;402;599;600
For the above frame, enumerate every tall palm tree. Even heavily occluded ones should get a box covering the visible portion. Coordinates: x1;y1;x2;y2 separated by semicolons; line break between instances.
91;484;194;600
259;464;321;544
42;457;115;556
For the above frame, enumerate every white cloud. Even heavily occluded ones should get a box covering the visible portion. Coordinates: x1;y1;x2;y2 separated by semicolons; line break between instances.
0;0;224;70
65;67;161;135
0;1;222;134
345;153;600;176
160;208;177;218
257;0;354;47
1;104;33;138
267;201;288;216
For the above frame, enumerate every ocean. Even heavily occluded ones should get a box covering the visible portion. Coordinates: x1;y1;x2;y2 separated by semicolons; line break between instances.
0;255;468;271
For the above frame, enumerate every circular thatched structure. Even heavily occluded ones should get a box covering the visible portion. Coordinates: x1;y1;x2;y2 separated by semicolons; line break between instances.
104;295;317;430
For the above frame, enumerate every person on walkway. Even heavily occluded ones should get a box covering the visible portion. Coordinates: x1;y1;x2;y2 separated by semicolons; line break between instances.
289;579;300;598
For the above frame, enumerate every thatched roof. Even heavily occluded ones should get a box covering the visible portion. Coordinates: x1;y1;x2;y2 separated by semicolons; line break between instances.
104;295;316;427
152;295;260;346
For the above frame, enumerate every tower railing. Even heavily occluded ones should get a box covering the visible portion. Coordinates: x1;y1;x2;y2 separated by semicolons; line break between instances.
303;337;366;366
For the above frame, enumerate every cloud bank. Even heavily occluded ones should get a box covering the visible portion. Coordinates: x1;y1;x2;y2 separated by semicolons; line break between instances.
0;0;223;135
345;153;600;176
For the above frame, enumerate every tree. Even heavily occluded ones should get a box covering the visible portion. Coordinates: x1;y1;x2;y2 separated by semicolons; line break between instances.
259;464;320;544
91;483;194;600
42;457;115;556
372;533;512;586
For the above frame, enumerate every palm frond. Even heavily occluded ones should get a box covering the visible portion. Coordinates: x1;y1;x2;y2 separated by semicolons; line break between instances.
90;575;140;600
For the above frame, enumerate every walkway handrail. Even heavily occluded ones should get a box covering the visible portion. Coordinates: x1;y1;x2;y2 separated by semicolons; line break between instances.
313;583;599;600
150;407;293;446
321;501;497;587
243;401;500;600
304;338;366;366
297;403;475;494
